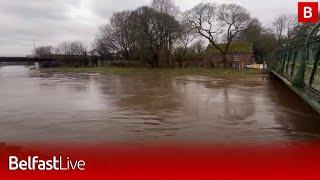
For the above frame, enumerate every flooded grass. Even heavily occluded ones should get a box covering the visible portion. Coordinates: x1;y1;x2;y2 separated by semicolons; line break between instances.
41;67;266;77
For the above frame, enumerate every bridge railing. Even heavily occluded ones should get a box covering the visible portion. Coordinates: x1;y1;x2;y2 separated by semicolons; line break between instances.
269;23;320;93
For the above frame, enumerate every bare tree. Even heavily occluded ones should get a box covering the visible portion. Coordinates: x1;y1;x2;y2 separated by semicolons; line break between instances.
95;25;118;54
273;14;288;45
286;15;298;40
217;4;251;67
185;3;220;49
93;26;114;58
34;46;53;58
56;41;87;56
110;11;135;60
178;19;198;56
94;11;135;60
185;3;250;67
151;0;180;16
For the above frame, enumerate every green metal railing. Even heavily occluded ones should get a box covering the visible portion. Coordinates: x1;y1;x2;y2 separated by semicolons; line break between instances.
269;23;320;93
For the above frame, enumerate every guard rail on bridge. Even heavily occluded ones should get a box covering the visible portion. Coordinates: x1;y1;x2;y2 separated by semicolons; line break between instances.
0;57;53;62
268;23;320;113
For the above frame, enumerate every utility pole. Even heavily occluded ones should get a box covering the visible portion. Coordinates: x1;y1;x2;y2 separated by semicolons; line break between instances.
33;39;36;57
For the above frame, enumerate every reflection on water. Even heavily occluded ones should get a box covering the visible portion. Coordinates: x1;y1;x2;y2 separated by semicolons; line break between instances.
0;66;319;143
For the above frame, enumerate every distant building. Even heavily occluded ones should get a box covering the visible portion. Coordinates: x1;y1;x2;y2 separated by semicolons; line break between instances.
204;42;255;68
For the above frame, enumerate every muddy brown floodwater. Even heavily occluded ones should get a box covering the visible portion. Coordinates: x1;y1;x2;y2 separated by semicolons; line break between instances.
0;66;319;144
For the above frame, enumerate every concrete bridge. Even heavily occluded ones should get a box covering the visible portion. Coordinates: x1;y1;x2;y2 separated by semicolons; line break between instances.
0;55;102;68
0;57;54;67
0;57;53;62
268;23;320;114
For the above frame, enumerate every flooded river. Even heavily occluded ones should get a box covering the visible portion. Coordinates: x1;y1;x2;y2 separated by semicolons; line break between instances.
0;66;319;143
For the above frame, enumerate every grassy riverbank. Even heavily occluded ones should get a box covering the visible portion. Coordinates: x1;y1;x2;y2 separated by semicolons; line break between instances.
41;67;266;76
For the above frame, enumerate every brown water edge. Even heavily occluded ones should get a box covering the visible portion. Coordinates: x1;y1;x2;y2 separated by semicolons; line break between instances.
40;67;267;77
0;66;319;144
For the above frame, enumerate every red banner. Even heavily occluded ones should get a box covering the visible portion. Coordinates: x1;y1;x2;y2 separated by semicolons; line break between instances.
0;142;319;180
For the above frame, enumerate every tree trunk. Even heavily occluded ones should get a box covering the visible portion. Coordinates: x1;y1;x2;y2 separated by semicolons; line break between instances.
222;53;227;68
178;59;182;67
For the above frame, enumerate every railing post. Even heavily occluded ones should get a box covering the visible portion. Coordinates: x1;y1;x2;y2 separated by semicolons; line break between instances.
309;49;320;86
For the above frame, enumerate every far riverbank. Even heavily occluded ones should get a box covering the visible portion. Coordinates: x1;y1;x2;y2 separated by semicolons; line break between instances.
40;67;267;77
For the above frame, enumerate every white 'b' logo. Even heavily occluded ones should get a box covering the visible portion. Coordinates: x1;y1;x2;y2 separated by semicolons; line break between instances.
304;7;313;18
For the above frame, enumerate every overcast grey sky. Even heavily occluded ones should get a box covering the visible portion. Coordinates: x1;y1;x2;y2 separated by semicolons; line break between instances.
0;0;297;56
